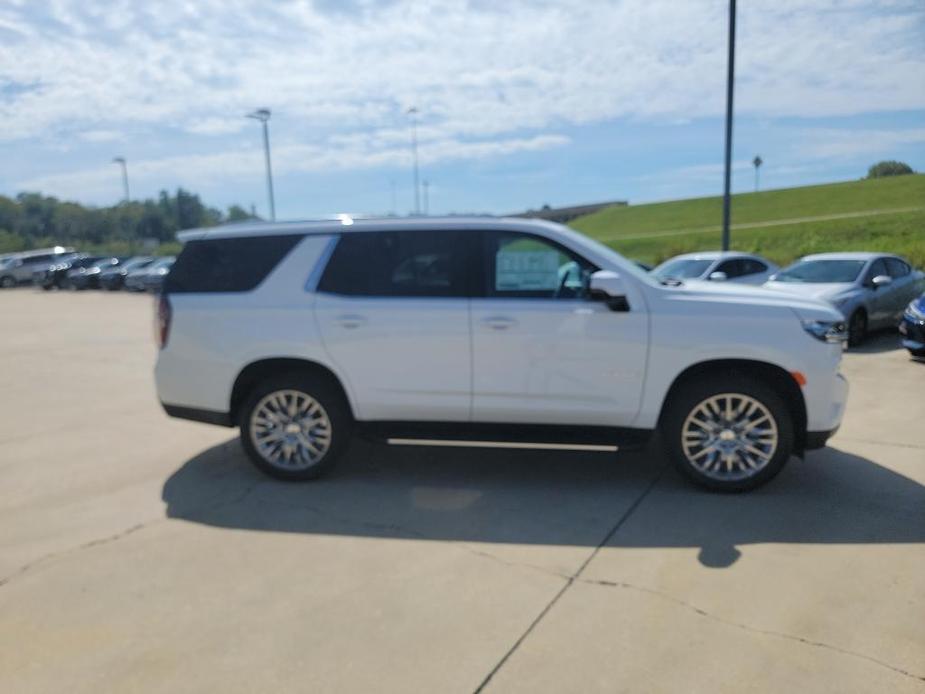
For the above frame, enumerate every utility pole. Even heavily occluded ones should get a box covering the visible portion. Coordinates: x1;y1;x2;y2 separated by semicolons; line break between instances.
721;0;737;251
753;155;763;192
423;180;429;215
389;179;397;216
112;157;130;202
246;108;276;221
407;106;420;215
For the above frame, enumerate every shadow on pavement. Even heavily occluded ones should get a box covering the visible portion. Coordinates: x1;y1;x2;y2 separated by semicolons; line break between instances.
163;437;925;568
848;329;904;354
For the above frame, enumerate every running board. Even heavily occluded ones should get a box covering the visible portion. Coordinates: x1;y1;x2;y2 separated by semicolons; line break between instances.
387;438;618;452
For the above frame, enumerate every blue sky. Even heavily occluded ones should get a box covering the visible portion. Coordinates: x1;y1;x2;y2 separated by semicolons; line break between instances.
1;0;923;218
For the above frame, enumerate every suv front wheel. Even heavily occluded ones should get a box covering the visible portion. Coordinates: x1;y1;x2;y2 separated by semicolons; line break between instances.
662;375;794;492
238;373;351;480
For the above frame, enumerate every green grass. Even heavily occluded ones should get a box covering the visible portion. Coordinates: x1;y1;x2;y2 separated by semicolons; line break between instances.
570;174;925;267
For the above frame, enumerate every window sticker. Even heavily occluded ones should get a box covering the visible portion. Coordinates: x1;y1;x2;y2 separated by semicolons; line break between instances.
495;250;560;291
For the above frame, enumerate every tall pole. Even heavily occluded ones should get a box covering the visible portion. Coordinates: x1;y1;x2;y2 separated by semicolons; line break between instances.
753;155;763;193
247;108;276;221
407;107;420;215
389;179;397;216
112;157;129;202
423;180;429;215
721;0;736;251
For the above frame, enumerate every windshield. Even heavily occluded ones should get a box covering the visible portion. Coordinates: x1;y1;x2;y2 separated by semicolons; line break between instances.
773;259;866;283
121;258;153;271
652;258;713;280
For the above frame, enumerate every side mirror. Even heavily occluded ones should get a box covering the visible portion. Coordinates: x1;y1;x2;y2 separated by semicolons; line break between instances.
871;274;892;289
588;270;630;311
708;271;728;281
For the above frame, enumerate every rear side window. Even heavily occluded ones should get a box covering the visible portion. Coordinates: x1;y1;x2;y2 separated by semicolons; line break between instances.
165;235;303;293
317;230;470;297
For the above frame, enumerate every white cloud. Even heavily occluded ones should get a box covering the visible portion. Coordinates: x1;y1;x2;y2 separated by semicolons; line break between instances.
792;127;925;159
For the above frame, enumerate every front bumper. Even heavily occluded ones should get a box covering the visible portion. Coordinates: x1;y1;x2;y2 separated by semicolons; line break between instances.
899;312;925;354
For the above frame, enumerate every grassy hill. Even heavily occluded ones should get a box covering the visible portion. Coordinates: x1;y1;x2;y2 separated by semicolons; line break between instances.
569;174;925;267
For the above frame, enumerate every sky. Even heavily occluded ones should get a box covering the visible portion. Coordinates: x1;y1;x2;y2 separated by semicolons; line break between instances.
1;0;923;218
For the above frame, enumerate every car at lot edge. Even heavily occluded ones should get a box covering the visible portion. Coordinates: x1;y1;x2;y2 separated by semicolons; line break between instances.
763;252;924;346
39;254;103;289
67;257;124;290
99;256;155;290
142;257;175;293
125;256;175;291
154;216;849;493
0;247;76;287
899;293;925;358
651;251;778;285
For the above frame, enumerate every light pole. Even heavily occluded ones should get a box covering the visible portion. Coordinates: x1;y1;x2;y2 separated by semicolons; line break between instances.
407;106;420;215
721;0;737;251
753;155;763;192
246;108;276;221
423;180;429;215
112;156;130;202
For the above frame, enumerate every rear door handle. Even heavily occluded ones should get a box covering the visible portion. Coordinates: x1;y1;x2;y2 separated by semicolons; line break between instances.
481;316;517;330
334;314;367;329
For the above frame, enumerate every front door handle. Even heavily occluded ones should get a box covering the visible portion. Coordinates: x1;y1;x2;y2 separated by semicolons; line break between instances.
481;316;517;330
334;314;367;329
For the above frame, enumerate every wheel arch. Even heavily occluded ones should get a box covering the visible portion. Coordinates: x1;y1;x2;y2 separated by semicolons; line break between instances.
230;357;354;423
658;359;808;454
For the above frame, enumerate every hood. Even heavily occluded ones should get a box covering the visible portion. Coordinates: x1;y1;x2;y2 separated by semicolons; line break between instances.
672;279;843;322
762;281;853;301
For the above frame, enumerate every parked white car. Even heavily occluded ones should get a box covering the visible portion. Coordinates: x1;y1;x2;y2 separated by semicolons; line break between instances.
155;217;848;492
763;253;924;346
652;251;778;285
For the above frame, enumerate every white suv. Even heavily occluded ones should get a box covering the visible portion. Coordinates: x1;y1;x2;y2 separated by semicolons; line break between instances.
155;217;848;491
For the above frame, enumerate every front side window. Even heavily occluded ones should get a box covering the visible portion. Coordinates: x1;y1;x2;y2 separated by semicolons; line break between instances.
715;259;747;278
652;258;713;281
865;259;888;284
481;231;595;299
885;257;910;278
317;230;470;297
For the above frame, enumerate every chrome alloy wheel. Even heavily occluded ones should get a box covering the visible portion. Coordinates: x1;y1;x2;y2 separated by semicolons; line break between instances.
680;393;778;481
248;389;332;470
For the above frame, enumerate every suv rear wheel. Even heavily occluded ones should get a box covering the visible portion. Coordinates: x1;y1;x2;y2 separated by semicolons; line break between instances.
238;373;351;480
662;375;794;492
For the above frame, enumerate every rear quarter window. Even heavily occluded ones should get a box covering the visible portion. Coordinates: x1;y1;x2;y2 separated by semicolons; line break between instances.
164;235;303;293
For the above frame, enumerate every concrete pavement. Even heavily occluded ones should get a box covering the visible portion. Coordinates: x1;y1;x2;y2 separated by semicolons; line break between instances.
1;289;923;692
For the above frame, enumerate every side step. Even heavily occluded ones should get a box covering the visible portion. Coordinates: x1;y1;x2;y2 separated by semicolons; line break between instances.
387;438;618;452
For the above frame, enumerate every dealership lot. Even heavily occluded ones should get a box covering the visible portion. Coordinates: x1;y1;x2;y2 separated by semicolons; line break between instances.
1;290;923;693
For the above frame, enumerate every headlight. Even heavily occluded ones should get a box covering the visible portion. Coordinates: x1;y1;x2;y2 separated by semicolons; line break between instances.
802;319;847;343
907;301;925;321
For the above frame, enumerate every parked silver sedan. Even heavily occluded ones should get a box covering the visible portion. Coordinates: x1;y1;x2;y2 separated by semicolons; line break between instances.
763;252;925;346
651;251;779;285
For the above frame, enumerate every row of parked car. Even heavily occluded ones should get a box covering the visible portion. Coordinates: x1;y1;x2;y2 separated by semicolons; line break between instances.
0;247;175;293
648;250;925;355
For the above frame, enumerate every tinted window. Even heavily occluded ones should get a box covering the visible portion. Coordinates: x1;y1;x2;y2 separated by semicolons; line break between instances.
715;259;748;278
165;235;302;293
318;230;470;297
481;231;595;299
865;259;888;283
652;258;713;280
774;259;866;283
885;258;910;278
741;258;768;275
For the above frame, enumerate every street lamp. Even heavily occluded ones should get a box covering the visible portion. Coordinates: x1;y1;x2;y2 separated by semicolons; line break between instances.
246;108;276;221
721;0;737;251
112;156;130;202
753;155;763;192
407;106;421;215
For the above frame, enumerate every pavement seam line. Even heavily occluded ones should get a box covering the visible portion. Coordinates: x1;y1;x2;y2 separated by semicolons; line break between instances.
472;468;664;694
581;578;925;683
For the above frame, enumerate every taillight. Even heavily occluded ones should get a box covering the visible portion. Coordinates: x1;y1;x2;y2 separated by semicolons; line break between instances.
156;294;172;349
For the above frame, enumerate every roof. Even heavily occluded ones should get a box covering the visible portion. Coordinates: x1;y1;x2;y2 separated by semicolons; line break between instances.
176;215;570;242
660;250;761;261
799;252;887;261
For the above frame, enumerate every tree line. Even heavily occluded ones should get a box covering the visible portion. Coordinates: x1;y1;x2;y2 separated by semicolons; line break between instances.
0;189;256;256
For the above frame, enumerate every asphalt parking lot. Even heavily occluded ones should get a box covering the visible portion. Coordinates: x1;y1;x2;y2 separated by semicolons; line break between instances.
1;289;923;693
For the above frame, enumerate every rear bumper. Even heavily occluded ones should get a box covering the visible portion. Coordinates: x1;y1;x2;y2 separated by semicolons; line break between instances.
161;403;233;427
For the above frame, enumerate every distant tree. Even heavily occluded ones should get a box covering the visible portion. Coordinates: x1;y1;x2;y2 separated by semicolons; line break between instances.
867;160;914;178
226;204;253;222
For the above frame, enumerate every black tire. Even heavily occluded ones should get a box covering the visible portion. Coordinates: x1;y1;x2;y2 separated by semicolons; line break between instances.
661;373;794;492
847;309;867;347
238;372;352;481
